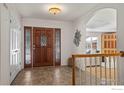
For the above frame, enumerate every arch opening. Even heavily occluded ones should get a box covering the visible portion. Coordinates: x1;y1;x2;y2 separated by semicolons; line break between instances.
85;8;117;54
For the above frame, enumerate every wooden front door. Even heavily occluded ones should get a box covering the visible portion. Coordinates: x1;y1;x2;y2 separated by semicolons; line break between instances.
33;27;54;66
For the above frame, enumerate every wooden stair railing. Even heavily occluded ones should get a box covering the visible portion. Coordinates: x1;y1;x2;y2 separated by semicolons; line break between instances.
72;52;124;85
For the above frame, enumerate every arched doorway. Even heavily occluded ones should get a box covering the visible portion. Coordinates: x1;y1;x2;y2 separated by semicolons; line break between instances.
84;8;118;85
85;8;117;54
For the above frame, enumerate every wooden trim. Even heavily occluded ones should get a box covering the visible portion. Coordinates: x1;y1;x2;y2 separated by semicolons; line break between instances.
33;27;58;30
72;53;122;58
24;26;32;68
53;29;56;66
72;56;75;85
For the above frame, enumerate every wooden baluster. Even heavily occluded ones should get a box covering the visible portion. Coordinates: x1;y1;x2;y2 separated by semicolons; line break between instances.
72;56;75;85
100;57;102;85
113;56;116;85
90;57;92;85
95;57;97;85
79;58;82;85
105;56;107;85
109;56;111;85
84;58;87;85
116;56;119;85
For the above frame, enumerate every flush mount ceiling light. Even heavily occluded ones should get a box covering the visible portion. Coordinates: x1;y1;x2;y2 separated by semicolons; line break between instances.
49;7;61;15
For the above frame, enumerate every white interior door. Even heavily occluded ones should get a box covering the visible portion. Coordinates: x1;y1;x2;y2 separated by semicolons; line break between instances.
10;17;21;83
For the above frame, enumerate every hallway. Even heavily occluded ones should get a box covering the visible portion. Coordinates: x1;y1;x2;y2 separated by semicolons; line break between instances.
1;3;124;86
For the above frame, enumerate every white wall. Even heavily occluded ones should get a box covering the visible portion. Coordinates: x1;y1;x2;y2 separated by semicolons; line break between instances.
0;4;22;85
0;4;1;85
71;18;86;70
72;4;118;54
0;4;10;85
22;18;73;66
117;5;124;85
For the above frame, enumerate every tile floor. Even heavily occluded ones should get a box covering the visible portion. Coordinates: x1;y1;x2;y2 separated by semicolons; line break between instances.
11;66;117;85
11;66;74;85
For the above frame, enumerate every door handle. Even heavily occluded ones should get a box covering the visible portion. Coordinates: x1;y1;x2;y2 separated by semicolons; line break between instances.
33;44;35;50
15;50;18;52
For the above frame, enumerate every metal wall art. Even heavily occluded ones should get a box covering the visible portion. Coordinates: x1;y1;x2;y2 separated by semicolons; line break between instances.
73;29;81;47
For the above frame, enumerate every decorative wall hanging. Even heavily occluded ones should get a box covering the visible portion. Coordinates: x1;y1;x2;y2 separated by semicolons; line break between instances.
73;29;81;47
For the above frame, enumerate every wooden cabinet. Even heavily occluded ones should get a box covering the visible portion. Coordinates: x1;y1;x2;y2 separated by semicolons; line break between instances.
101;33;117;54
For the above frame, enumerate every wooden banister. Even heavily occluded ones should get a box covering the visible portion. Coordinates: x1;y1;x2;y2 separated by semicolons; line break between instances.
72;52;124;85
72;53;122;58
72;56;75;85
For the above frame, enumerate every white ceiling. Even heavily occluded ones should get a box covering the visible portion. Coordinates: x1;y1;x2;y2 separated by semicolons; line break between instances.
9;3;97;21
86;8;117;32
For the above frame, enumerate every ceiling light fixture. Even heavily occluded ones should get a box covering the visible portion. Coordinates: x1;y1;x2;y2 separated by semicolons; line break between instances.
49;7;61;15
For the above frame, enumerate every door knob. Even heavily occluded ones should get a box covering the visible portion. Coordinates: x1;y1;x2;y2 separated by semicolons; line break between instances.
33;45;35;47
15;50;18;52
